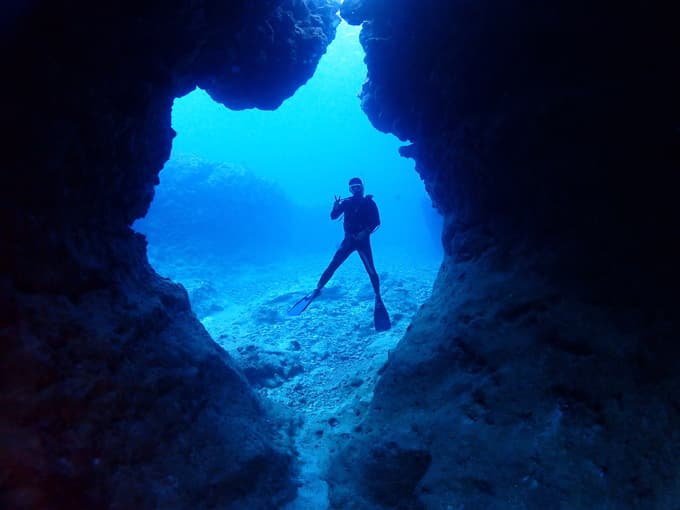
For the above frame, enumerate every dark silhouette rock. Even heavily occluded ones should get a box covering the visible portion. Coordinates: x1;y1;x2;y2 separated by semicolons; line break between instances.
1;1;339;508
329;439;431;509
329;1;680;508
3;0;680;508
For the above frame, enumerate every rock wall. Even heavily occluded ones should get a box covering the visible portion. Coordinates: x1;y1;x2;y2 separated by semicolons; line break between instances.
329;1;680;509
3;0;679;508
1;1;339;509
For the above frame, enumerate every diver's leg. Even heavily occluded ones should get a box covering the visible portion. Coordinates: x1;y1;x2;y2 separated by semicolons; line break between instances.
357;239;380;297
316;239;354;290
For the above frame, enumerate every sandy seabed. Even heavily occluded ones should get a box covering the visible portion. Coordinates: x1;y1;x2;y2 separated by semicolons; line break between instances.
150;249;440;509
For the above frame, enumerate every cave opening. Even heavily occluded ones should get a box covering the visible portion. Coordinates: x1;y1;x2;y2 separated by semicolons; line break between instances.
133;19;443;508
5;0;680;508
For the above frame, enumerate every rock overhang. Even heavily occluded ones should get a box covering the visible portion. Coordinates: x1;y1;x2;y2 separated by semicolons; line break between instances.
2;0;341;237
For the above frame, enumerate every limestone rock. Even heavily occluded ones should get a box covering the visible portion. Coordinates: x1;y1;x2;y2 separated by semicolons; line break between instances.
2;233;296;509
235;345;305;389
2;1;340;508
330;1;680;508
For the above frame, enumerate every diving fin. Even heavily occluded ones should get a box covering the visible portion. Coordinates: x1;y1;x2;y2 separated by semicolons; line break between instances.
374;297;391;331
287;289;320;316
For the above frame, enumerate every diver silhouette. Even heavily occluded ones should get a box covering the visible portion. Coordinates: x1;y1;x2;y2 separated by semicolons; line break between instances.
288;177;391;330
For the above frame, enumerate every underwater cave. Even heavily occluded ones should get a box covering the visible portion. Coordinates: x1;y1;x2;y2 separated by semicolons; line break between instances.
2;1;679;509
131;22;443;507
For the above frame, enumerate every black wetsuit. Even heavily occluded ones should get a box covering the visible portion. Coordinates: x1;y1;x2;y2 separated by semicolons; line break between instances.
317;194;382;296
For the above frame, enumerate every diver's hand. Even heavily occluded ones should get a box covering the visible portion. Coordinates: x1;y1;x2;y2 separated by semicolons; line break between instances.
334;195;342;205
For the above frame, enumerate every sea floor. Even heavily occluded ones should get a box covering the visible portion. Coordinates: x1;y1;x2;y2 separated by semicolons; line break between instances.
149;250;441;509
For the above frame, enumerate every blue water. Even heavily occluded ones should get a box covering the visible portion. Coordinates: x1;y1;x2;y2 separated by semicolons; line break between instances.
136;20;442;271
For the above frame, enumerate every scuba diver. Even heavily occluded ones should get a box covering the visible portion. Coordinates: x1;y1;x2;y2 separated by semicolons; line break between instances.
288;177;391;331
